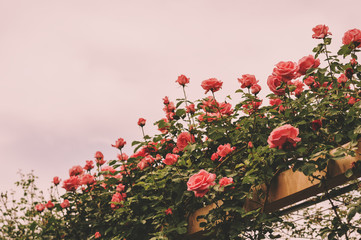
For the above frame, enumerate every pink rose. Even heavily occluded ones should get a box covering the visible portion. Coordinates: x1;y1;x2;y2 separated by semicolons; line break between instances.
216;144;235;158
137;118;146;127
111;192;126;209
45;200;55;210
35;203;45;212
342;28;361;47
165;208;173;215
304;76;316;86
84;160;94;171
250;84;262;94
137;159;148;170
297;55;320;75
117;153;128;161
267;75;285;95
248;141;253;148
291;80;304;97
187;169;216;197
116;184;125;192
201;78;223;94
219;102;233;115
267;124;301;150
94;232;101;239
312;24;331;39
238;74;258;88
176;132;195;151
62;176;81;191
273;61;299;82
350;58;357;66
186;104;196;114
176;74;190;86
163;153;179;165
60;199;70;209
80;174;95;185
219;177;234;188
163;96;170;105
52;176;61;186
94;151;106;166
269;98;282;106
337;74;348;84
211;153;219;161
69;165;84;177
112;138;126;150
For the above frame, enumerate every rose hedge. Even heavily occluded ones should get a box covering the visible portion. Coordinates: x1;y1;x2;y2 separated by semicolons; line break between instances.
2;25;361;240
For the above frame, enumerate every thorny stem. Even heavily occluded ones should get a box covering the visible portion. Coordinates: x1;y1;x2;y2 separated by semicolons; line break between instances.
323;41;336;81
182;85;194;127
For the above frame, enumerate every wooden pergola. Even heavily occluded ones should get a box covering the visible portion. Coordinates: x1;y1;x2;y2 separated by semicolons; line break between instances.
185;141;361;238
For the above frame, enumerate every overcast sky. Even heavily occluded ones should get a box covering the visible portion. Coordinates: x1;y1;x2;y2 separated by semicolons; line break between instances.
1;0;361;195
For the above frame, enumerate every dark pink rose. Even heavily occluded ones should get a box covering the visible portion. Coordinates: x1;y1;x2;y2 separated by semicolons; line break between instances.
342;28;361;47
187;169;216;197
273;61;299;82
312;24;331;39
95;232;101;239
251;84;262;94
163;153;179;165
45;200;55;210
351;58;357;66
248;141;253;148
337;74;348;84
297;55;320;75
62;176;81;191
137;118;146;127
219;177;234;188
311;119;322;131
176;74;190;86
69;165;84;177
52;176;61;186
112;138;126;150
35;203;45;212
176;132;195;151
269;98;282;106
201;78;223;94
267;75;285;95
60;199;70;209
211;153;219;161
267;124;301;150
238;74;258;88
165;208;173;215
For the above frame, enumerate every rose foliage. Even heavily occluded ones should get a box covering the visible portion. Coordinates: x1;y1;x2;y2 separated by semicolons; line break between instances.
2;25;361;240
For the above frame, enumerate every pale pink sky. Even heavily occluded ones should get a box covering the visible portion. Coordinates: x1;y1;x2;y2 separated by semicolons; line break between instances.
1;0;360;194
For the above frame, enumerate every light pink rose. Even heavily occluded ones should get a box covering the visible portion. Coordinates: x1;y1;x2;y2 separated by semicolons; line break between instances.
216;144;235;158
117;153;129;161
137;118;146;127
60;199;70;209
35;203;45;212
267;124;301;150
312;24;331;39
163;153;179;165
52;176;61;186
187;169;216;197
267;75;285;95
250;84;262;94
176;74;190;86
62;176;81;191
80;174;95;185
84;160;94;171
69;165;84;177
337;74;348;84
238;74;258;88
297;55;320;75
273;61;299;82
342;28;361;47
177;132;195;151
112;138;126;150
219;177;234;188
201;78;223;94
94;151;106;166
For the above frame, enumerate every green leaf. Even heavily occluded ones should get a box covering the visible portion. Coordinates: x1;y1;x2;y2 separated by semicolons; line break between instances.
345;169;353;178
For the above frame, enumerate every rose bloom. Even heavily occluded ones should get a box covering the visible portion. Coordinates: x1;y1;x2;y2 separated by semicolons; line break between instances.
304;76;316;86
52;176;61;186
312;24;331;39
84;160;94;171
157;118;169;134
201;78;223;94
163;153;179;165
219;102;233;115
69;165;84;177
187;169;216;197
116;183;125;192
216;144;236;158
60;199;70;209
273;61;299;82
269;98;282;106
297;55;320;75
211;153;219;161
311;119;322;131
198;112;221;122
251;84;261;94
45;200;55;210
177;132;195;151
186;103;196;114
111;192;126;209
267;75;285;95
112;138;126;150
94;232;101;239
267;124;301;150
176;74;190;86
248;141;253;148
117;153;129;161
137;118;146;127
351;58;358;66
95;151;106;166
35;203;45;212
137;159;148;170
165;208;173;215
337;74;348;84
163;96;170;105
342;28;361;47
80;174;95;185
291;80;304;97
219;177;234;188
238;74;258;88
62;176;81;192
